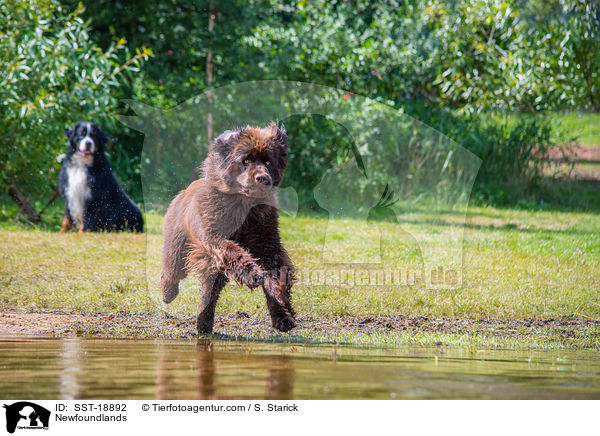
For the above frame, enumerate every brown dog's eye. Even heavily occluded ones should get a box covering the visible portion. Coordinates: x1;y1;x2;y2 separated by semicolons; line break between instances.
243;158;250;165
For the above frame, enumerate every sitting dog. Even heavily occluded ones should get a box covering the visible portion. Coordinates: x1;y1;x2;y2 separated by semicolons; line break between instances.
58;121;143;233
160;122;296;334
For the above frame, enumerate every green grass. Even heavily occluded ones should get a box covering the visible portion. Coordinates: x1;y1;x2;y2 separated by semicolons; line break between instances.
552;112;600;146
480;111;600;146
1;197;599;349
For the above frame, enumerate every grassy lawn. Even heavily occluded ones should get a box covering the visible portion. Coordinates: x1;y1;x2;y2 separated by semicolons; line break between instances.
553;112;600;146
1;198;598;349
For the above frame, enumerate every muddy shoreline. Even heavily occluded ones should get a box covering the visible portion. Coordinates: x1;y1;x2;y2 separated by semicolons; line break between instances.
1;307;598;348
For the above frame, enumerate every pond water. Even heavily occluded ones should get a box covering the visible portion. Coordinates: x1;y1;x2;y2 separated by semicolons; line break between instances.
0;337;599;399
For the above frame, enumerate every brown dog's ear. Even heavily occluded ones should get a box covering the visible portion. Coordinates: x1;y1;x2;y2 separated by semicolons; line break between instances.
211;127;244;157
275;122;287;144
273;122;288;172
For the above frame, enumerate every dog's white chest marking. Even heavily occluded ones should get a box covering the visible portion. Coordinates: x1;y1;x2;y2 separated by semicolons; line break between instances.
66;156;91;225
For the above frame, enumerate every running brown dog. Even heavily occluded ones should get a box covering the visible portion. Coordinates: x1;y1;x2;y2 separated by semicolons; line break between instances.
160;122;296;334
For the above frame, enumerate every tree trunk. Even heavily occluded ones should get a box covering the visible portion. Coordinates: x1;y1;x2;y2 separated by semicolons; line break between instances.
206;0;215;143
8;184;41;223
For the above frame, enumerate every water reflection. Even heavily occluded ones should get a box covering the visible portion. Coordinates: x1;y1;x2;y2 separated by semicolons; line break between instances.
265;355;295;400
59;339;80;399
154;340;295;399
195;343;217;399
0;337;599;400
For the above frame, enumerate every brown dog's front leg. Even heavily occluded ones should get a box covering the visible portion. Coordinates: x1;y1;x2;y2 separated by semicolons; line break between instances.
218;240;265;288
187;237;265;289
263;265;296;332
197;272;228;334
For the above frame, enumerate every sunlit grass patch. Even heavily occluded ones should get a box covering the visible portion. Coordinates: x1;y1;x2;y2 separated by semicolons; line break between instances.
553;112;600;146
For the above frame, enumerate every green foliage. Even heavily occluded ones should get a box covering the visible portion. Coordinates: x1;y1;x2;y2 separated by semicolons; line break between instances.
233;0;596;206
427;0;600;112
283;115;353;210
2;0;598;216
521;0;600;111
243;0;437;104
244;0;600;113
59;0;269;104
463;116;553;204
0;0;150;203
430;0;533;111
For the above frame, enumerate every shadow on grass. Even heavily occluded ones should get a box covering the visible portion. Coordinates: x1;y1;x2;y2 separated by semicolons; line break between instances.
394;216;594;236
533;177;600;213
2;174;599;234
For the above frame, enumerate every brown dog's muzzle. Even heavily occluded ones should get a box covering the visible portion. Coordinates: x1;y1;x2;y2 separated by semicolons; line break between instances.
254;172;272;186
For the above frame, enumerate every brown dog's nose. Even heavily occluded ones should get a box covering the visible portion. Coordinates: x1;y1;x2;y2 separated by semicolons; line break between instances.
255;174;271;186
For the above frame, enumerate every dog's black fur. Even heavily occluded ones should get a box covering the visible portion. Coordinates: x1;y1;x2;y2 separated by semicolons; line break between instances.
58;121;143;233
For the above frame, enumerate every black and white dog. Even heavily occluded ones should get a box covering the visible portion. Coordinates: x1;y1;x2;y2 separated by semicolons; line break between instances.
58;122;143;233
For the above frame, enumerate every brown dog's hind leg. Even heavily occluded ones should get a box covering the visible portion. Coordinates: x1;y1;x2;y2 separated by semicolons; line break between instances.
160;230;189;304
197;272;228;334
160;273;186;304
160;249;188;304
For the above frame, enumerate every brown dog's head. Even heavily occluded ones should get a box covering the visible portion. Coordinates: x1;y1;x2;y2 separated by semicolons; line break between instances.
203;122;288;199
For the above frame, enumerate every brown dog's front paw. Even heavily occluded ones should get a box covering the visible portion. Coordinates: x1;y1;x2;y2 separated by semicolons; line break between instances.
197;318;214;335
272;315;296;332
248;271;264;288
240;265;265;289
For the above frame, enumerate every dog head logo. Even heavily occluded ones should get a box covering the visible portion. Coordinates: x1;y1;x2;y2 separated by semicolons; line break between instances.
3;402;50;433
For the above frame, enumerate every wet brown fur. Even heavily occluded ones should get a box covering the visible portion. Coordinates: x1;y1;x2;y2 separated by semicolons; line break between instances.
160;122;296;334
